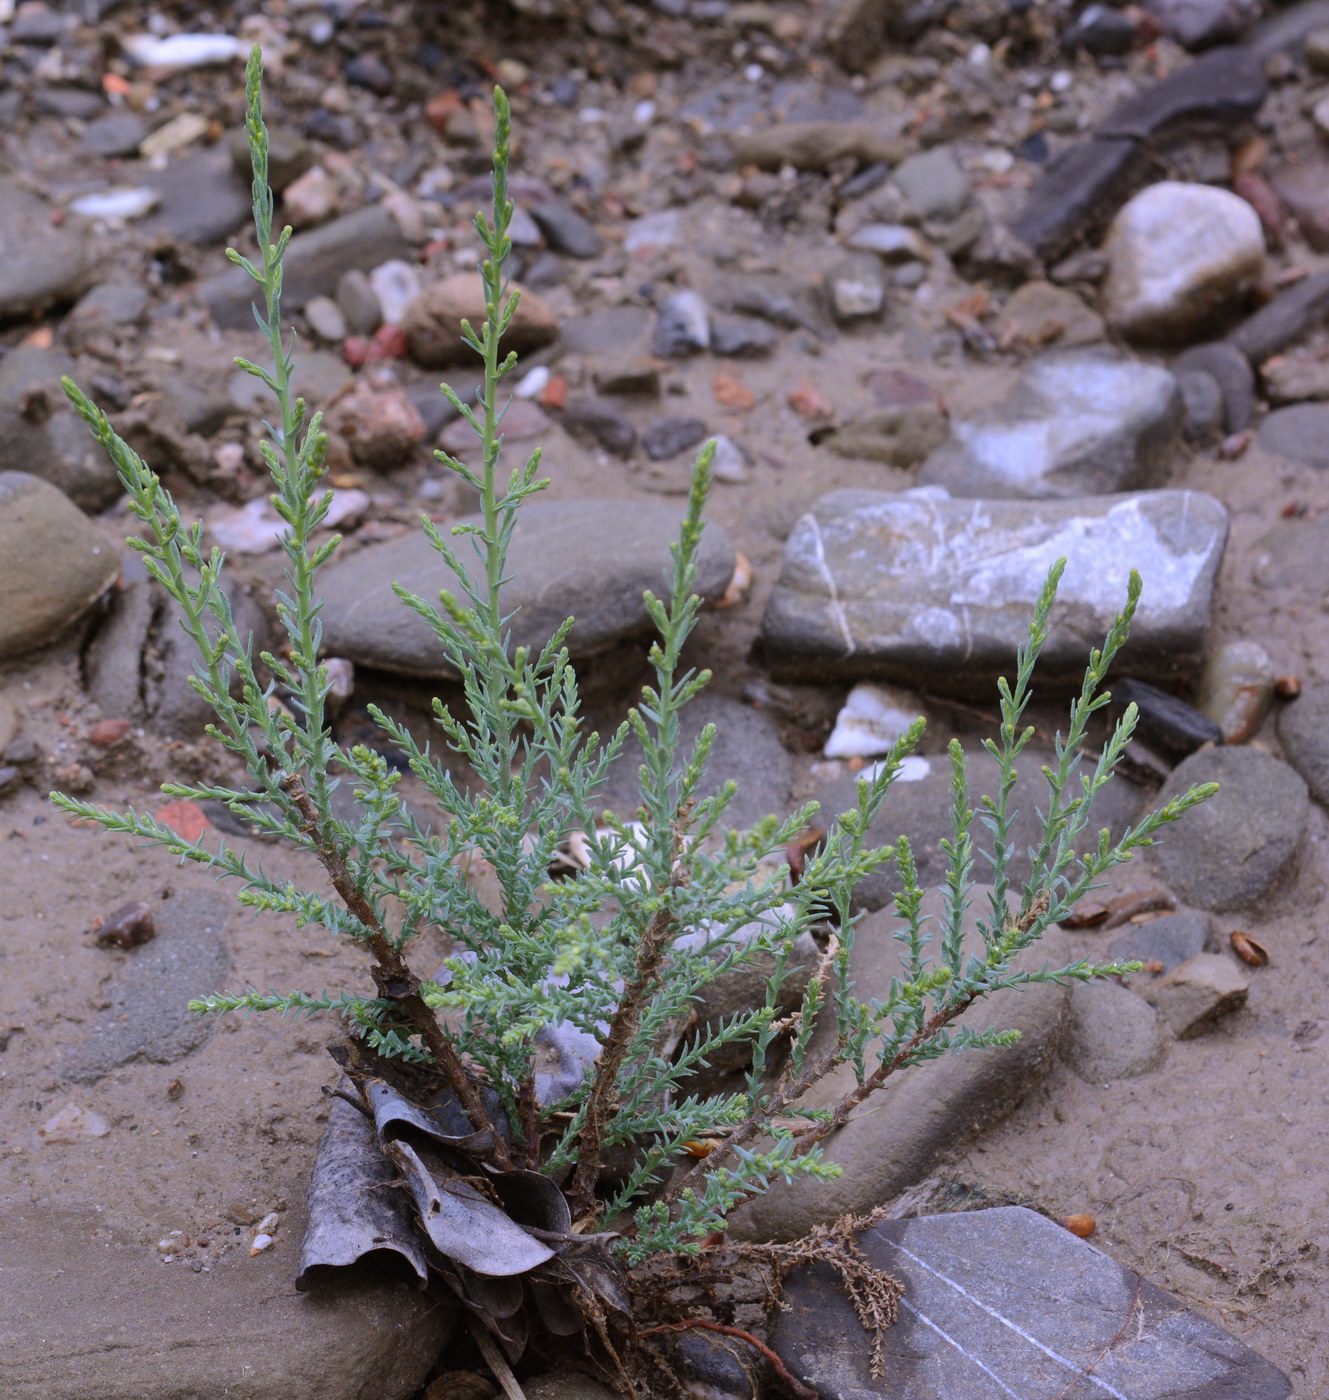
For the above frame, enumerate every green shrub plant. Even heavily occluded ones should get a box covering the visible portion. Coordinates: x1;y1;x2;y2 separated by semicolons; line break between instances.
53;47;1213;1389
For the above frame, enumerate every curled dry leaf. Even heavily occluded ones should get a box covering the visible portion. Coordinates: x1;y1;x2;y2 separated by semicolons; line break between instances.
785;827;826;886
1063;1214;1096;1238
1230;930;1270;967
714;551;752;610
1058;900;1108;929
1102;888;1175;929
1275;675;1301;699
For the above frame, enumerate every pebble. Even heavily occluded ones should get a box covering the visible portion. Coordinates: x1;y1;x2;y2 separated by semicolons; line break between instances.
1276;684;1329;807
402;272;558;367
560;399;637;456
305;295;348;342
918;350;1180;499
92;899;155;950
336;269;382;336
0;178;94;321
1261;353;1329;404
1110;676;1222;755
226;124;313;194
1150;952;1250;1038
772;1206;1291;1397
652;289;710;357
1195;639;1275;743
1258;403;1329;468
996;280;1105;349
39;1104;110;1144
825;252;886;323
1226;269;1329;364
709;315;778;357
283;165;340;227
318;498;735;679
1151;747;1308;911
528;198;604;258
623;208;679;255
1270;160;1329;252
730;120;901;172
440;399;548;456
1145;0;1260;48
845;223;930;262
642;415;709;460
0;472;117;659
760;487;1227;691
1107;908;1214;976
1173;341;1255;432
1063;3;1139;54
122;32;246;67
82;111;146;158
368;260;422;325
825;400;949;466
890;146;971;221
823;682;922;759
1062;979;1168;1084
708;433;751;483
1177;367;1224;443
1103;182;1265;345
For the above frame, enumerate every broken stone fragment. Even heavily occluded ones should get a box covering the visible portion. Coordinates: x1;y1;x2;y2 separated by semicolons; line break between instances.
1149;951;1250;1038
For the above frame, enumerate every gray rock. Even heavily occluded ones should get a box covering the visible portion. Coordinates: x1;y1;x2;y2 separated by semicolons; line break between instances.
919;351;1181;499
826;252;886;323
1195;638;1274;743
1226;268;1329;363
643;415;709;461
731;891;1072;1241
0;472;116;659
1146;0;1260;48
1097;45;1267;140
1271;159;1329;253
0;1205;452;1400
891;147;970;221
772;1207;1291;1398
1151;746;1308;910
561;399;637;457
83;554;154;720
709;315;778;357
652;290;710;357
141;148;252;245
0;178;95;320
0;346;120;510
200;203;415;330
33;86;104;119
82;110;146;157
1064;3;1140;54
319;498;736;680
1252;516;1329;591
304;294;347;342
1110;678;1222;756
846;223;930;263
529;198;604;258
811;741;1143;914
560;305;653;354
760;488;1227;690
711;273;826;334
69;280;149;330
597;692;793;831
1150;951;1250;1037
1108;908;1214;974
730;121;899;172
1063;978;1168;1083
1173;340;1255;431
1011;137;1140;262
155;375;233;437
336;268;381;336
1177;368;1224;442
1257;403;1329;468
226;124;312;194
1276;684;1329;806
58;891;230;1083
1103;182;1264;345
825;402;949;467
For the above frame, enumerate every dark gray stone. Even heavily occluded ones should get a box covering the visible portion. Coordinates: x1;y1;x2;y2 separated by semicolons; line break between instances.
83;553;154;719
710;273;826;333
1145;0;1260;48
1277;685;1329;807
561;399;637;457
710;315;779;357
1110;677;1222;756
1226;269;1329;364
199;204;414;330
0;345;119;511
759;488;1228;692
1258;403;1329;469
1097;45;1267;139
1009;137;1139;260
596;692;793;830
773;1207;1291;1398
1108;908;1213;973
142;148;252;246
643;415;709;460
82;110;145;157
0;178;95;320
32;86;103;119
1151;747;1308;911
1063;978;1168;1083
336;268;381;336
318;498;736;680
1177;368;1224;443
918;351;1181;500
1249;0;1329;56
529;198;604;258
58;891;230;1083
1063;3;1139;54
1173;341;1255;432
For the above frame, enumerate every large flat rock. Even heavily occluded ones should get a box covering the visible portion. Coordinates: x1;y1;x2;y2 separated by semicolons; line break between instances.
0;1204;452;1400
319;498;736;679
772;1206;1291;1398
758;488;1227;692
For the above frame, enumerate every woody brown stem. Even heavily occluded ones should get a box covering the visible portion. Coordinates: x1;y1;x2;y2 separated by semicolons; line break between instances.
281;772;511;1167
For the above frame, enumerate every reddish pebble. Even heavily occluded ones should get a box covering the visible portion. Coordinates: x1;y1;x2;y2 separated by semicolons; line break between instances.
539;374;567;410
88;718;130;746
370;322;409;359
155;799;210;843
787;381;832;417
1063;1214;1097;1238
92;899;155;949
342;336;372;368
1275;675;1301;698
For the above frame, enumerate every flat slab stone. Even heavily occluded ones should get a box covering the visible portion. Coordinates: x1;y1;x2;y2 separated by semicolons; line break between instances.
772;1206;1292;1398
0;1204;452;1400
319;498;736;679
758;488;1227;693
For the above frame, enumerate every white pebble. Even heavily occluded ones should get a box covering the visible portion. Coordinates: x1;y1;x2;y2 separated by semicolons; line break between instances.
70;187;160;222
515;365;550;399
824;683;923;759
248;1232;274;1256
1050;70;1073;91
123;33;246;68
863;755;931;784
633;99;656;125
368;260;422;325
256;1211;280;1235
